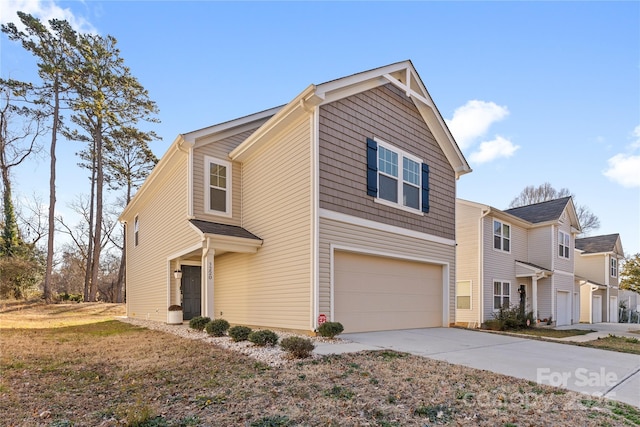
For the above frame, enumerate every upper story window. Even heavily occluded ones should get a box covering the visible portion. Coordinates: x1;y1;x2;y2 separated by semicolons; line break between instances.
493;219;510;252
205;156;232;217
366;138;429;214
611;258;618;278
558;230;570;259
493;280;510;310
134;215;139;247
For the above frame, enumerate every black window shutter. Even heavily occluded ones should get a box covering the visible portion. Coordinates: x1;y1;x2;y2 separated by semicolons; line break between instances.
421;163;430;213
366;138;378;197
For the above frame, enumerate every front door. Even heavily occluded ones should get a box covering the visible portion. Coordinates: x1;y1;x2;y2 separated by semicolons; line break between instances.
181;265;201;320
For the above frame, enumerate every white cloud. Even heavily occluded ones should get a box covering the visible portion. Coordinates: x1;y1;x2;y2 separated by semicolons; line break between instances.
469;136;520;164
1;0;96;33
602;125;640;188
446;100;509;150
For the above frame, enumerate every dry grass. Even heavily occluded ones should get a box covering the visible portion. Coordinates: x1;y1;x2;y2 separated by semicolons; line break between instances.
0;299;125;329
1;301;638;426
581;335;640;355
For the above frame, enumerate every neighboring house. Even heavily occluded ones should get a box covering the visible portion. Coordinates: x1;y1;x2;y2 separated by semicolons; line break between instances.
575;234;624;323
455;197;581;327
119;60;471;334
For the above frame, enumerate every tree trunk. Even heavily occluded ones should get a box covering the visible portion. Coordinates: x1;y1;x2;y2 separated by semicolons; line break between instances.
89;123;103;302
43;78;59;304
83;140;96;302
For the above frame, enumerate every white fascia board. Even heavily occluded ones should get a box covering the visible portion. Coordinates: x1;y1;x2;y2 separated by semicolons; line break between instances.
183;107;281;144
315;60;411;98
229;85;317;161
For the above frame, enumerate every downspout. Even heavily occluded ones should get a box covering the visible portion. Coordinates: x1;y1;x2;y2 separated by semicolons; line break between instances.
605;254;610;321
479;207;491;326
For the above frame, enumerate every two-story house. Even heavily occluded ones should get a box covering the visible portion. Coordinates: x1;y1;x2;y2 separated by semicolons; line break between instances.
455;197;581;327
119;60;471;334
575;234;624;323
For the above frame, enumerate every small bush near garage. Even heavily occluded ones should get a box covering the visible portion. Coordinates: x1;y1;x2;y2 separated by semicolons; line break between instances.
487;305;533;331
317;321;344;338
189;316;211;331
228;325;252;342
280;336;315;359
248;329;279;346
205;319;230;337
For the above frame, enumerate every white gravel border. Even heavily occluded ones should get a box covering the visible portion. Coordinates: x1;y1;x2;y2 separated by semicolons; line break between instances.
118;317;343;367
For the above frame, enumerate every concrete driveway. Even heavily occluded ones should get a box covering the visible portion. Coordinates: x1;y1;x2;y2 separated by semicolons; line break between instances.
314;327;640;408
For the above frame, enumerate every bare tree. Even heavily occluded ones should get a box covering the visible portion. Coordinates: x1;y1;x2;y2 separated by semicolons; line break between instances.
509;182;600;235
0;80;45;255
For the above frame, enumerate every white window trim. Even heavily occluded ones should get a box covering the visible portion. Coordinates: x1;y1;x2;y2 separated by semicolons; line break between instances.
375;138;424;216
611;257;618;278
493;280;511;311
558;230;570;259
493;219;511;253
133;215;139;247
456;280;472;310
204;156;232;218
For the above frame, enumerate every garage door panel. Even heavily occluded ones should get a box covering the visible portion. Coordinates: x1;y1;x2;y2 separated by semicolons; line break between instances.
334;251;443;333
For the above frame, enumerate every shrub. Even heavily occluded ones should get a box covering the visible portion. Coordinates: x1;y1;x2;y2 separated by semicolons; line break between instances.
490;305;534;330
280;336;315;358
228;325;252;342
317;321;344;338
188;316;211;331
205;318;230;337
248;329;279;346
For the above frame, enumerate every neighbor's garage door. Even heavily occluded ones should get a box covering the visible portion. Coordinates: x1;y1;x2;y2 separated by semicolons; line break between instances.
334;251;443;333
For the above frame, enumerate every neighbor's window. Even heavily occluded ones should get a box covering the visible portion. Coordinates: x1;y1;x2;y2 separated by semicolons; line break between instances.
493;281;510;310
377;141;422;211
611;258;618;278
456;280;472;310
558;230;570;259
493;220;510;252
134;215;139;247
205;156;232;217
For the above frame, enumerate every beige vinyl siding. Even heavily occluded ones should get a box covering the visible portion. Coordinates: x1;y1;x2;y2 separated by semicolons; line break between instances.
213;117;312;331
126;153;201;321
318;83;456;240
192;129;257;226
481;215;528;321
579;284;592;323
575;254;606;285
455;201;482;323
527;227;552;269
536;277;553;320
319;216;455;325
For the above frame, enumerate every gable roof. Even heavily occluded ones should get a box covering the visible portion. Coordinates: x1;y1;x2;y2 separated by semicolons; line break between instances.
229;60;472;178
575;234;621;254
504;197;573;224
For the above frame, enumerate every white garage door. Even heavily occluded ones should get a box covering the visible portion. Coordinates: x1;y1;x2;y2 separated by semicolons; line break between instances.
556;291;571;326
592;295;602;323
334;251;443;333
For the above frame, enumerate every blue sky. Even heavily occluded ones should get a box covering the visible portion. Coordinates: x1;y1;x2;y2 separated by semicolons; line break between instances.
2;0;639;256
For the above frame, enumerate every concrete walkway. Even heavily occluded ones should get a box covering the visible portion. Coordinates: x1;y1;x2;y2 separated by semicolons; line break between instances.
314;327;640;408
554;322;640;343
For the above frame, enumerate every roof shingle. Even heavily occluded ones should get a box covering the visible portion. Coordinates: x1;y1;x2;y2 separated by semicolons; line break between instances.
503;197;571;224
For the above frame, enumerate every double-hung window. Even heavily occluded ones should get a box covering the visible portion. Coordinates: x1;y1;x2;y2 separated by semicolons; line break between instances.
367;138;429;213
205;156;232;217
558;230;570;259
611;258;618;278
493;220;510;252
493;281;510;310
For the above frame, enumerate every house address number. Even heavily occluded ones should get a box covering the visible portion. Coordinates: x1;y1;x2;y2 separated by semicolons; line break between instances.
207;261;213;280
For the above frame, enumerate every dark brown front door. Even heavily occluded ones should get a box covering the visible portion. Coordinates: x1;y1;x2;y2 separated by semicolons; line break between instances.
181;265;201;320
